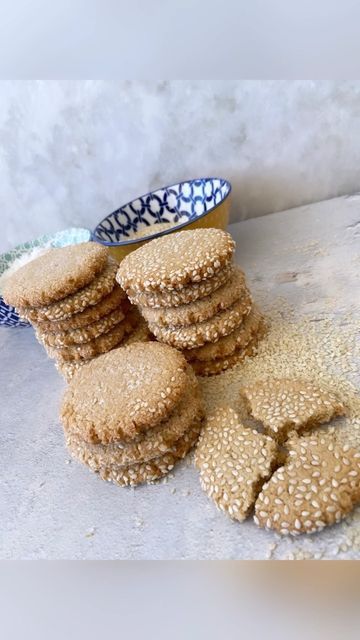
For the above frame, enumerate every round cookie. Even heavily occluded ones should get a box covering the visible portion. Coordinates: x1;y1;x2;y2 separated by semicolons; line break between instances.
191;330;265;377
126;264;234;309
97;425;202;486
60;341;194;444
148;295;252;350
184;307;265;362
2;242;108;308
195;407;278;521
117;228;235;294
37;306;128;347
254;434;360;535
19;258;118;322
42;312;138;362
140;267;249;327
66;384;204;467
34;285;127;332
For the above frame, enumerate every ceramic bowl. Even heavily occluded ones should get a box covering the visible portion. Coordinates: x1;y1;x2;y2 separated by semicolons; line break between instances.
0;227;91;328
92;177;232;261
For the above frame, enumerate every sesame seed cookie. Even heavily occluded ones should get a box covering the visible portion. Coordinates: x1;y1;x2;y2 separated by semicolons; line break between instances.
140;267;249;327
97;424;202;486
66;383;204;467
126;264;234;308
117;228;235;294
18;258;118;323
148;295;252;350
34;285;126;332
184;306;265;362
36;306;128;347
3;242;108;308
60;342;195;444
190;327;266;377
254;434;360;535
194;407;279;521
42;312;138;362
241;378;346;443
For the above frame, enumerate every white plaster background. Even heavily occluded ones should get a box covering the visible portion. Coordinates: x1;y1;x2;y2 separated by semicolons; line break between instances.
1;80;360;252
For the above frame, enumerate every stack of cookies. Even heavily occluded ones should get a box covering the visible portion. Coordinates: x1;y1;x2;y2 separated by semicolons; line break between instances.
3;242;147;381
61;342;204;486
116;228;266;376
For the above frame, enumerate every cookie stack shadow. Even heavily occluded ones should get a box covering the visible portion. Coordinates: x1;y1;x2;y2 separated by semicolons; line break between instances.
61;342;204;486
3;242;148;381
117;228;267;376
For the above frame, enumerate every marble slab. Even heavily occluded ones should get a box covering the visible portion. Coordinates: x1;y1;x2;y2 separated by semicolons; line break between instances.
1;195;359;559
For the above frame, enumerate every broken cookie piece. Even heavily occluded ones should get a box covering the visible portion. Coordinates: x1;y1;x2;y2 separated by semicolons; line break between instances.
241;378;345;442
194;406;279;522
254;433;360;535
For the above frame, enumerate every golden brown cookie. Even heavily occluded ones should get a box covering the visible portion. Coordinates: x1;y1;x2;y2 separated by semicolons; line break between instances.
19;258;118;322
241;378;346;442
34;285;127;332
125;263;234;309
140;267;249;327
37;306;127;347
42;312;137;361
66;382;204;467
3;242;108;308
97;424;202;486
60;341;195;444
184;307;265;362
254;434;360;535
117;228;235;293
190;328;266;377
195;407;278;521
148;296;252;350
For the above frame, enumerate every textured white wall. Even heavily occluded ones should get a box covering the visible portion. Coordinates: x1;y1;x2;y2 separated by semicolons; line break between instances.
1;80;360;251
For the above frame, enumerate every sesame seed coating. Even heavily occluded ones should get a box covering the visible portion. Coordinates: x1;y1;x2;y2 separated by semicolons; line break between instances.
140;267;249;327
97;424;202;486
184;306;265;362
2;242;108;308
36;304;129;347
66;380;204;466
18;258;118;322
195;407;279;521
148;295;252;350
34;285;126;332
116;228;235;293
125;264;234;308
41;311;139;362
60;342;196;443
254;434;360;535
190;326;267;376
242;378;346;442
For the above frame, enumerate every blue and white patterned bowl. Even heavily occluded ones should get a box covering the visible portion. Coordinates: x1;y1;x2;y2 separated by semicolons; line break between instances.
0;227;91;328
92;177;232;261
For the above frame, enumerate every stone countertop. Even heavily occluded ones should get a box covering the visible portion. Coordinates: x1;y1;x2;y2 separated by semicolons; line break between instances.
1;195;359;559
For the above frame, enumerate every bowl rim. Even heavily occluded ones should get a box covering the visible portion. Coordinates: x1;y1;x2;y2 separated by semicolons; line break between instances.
91;176;232;247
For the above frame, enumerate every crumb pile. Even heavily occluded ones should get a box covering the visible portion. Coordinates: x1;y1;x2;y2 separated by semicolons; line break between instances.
60;342;204;486
3;242;151;381
116;228;266;375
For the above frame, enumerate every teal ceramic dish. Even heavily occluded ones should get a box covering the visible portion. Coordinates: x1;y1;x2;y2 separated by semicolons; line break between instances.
0;227;91;327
